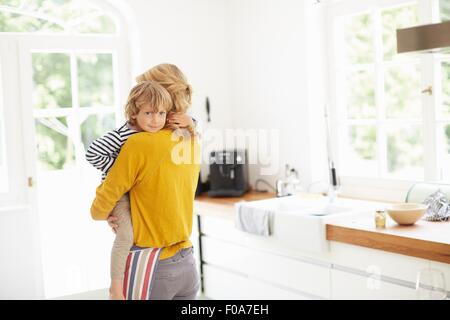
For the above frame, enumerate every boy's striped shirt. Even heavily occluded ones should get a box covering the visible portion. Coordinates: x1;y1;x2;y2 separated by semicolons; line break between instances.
85;122;138;180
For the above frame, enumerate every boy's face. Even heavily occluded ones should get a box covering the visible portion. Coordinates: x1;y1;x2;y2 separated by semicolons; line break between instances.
133;102;167;133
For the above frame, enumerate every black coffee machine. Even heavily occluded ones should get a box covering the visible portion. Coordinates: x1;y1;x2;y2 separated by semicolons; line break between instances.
207;149;249;197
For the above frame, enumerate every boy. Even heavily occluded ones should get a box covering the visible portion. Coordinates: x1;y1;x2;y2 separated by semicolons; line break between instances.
86;80;195;299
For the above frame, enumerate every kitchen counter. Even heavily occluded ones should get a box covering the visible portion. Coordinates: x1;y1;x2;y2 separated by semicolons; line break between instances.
327;216;450;264
195;192;450;264
194;191;276;220
195;192;450;298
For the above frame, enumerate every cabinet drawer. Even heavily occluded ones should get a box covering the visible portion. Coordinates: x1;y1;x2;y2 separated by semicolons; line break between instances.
203;265;312;300
331;269;417;299
200;215;244;242
429;261;450;297
202;236;330;298
330;242;430;283
199;215;332;262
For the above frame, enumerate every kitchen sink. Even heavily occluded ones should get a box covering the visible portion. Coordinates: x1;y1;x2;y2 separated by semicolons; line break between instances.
234;194;385;253
275;196;352;216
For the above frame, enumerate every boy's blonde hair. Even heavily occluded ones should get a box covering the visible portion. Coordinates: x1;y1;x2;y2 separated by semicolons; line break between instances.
124;81;172;126
135;63;192;114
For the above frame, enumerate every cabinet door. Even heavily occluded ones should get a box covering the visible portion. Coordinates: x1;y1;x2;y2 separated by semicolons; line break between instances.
429;261;450;298
331;269;417;299
190;215;201;272
330;242;430;283
200;214;332;262
203;265;312;300
202;236;330;298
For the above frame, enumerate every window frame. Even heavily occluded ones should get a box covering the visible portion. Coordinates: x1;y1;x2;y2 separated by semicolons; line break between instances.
325;0;443;202
0;60;8;194
0;40;28;208
0;1;133;209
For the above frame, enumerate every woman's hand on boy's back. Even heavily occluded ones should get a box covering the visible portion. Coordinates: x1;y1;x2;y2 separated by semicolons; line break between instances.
107;215;119;234
167;112;194;129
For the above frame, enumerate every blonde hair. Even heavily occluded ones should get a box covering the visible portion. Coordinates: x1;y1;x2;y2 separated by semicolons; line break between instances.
124;81;172;126
135;63;192;114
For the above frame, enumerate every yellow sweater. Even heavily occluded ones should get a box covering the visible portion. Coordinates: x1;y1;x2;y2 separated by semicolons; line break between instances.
90;130;200;259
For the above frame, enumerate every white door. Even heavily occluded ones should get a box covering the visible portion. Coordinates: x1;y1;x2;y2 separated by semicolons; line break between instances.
16;34;129;298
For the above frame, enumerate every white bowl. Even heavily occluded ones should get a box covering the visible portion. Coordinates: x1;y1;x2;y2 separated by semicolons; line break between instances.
386;203;427;225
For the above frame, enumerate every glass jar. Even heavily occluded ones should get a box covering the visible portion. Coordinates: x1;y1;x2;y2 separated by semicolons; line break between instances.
375;210;386;228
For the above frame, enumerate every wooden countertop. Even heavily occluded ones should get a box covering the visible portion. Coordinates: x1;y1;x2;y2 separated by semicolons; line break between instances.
194;191;276;220
327;216;450;264
195;191;450;264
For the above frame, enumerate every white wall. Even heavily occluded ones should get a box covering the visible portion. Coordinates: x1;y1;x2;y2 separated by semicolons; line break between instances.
227;0;329;190
126;0;231;126
0;39;44;299
0;208;44;299
125;0;233;178
126;0;330;190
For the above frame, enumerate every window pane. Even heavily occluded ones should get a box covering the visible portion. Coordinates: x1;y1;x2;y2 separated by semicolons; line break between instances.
0;0;20;6
440;124;450;180
34;0;117;34
0;0;117;34
343;125;377;177
33;53;72;109
77;54;114;108
442;61;450;118
0;11;64;32
343;13;373;64
73;15;116;34
80;113;115;150
382;4;419;60
386;125;423;179
385;63;422;118
35;117;75;171
346;69;376;119
441;0;450;22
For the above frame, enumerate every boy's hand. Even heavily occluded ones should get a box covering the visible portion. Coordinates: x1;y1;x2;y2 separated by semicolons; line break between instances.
107;215;119;234
167;112;194;129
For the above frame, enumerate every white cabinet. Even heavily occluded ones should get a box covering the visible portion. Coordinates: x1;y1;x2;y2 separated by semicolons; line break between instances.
190;215;201;272
330;242;430;283
429;261;450;297
331;269;417;299
197;213;448;300
203;265;313;300
200;214;332;261
202;236;330;299
198;214;331;299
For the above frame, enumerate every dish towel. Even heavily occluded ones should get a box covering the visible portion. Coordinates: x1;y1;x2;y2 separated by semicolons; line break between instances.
123;246;162;300
234;202;273;236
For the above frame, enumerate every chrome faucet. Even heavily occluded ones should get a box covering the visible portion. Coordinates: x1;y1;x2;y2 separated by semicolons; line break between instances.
276;164;301;197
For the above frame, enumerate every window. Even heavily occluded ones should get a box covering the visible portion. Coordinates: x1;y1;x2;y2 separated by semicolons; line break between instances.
0;0;117;34
438;59;450;180
327;0;450;188
441;0;450;21
32;51;116;170
0;62;7;193
0;0;131;298
439;0;450;179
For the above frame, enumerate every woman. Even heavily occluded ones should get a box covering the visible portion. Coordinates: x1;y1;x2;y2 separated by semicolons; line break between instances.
91;124;200;299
